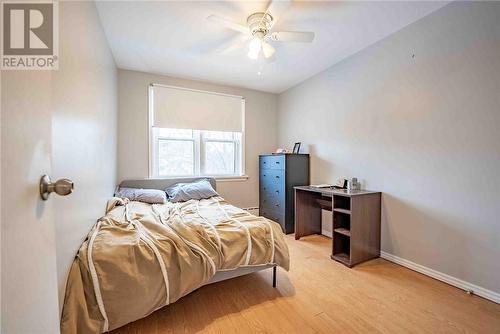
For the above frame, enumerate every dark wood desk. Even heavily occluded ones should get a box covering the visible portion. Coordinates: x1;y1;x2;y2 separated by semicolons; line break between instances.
294;186;381;267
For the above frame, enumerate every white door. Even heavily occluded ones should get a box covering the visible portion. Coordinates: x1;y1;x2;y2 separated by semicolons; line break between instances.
1;71;61;333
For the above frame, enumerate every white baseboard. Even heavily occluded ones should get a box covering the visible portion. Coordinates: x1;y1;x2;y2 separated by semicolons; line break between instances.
380;251;500;304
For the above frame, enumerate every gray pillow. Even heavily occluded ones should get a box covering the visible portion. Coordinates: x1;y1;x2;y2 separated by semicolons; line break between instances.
165;179;218;203
114;187;167;204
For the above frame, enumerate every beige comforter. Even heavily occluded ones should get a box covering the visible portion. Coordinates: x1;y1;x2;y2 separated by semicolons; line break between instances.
60;196;290;333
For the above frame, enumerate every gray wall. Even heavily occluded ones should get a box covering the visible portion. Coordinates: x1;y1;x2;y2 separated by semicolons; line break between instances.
278;2;500;294
117;69;278;209
52;1;117;310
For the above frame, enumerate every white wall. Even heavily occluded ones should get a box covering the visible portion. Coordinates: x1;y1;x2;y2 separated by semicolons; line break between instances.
1;71;61;333
117;69;278;209
52;1;117;310
278;1;500;295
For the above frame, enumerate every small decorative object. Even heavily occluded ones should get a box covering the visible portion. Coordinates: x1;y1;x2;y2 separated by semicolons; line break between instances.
334;178;348;189
292;142;301;154
275;148;291;154
347;177;361;191
352;178;361;190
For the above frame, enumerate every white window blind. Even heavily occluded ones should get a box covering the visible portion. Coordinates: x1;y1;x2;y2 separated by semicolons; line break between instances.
148;84;246;178
151;84;244;132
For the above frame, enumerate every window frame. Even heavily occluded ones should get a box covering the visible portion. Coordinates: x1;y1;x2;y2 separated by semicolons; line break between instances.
148;84;246;180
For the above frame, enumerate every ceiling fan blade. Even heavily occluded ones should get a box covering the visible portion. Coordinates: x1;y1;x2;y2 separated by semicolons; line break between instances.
218;34;251;56
263;0;291;27
206;15;248;34
270;31;315;43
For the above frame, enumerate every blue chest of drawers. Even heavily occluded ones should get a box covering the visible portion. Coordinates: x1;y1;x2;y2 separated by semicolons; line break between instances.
259;154;310;234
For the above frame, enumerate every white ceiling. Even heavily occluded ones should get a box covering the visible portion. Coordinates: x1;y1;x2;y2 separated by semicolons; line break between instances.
96;1;449;93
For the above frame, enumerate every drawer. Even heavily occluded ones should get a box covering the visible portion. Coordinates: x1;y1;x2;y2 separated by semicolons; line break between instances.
260;208;285;231
260;188;284;207
260;180;284;198
260;196;285;215
260;155;285;170
260;169;285;188
260;190;284;209
260;170;284;207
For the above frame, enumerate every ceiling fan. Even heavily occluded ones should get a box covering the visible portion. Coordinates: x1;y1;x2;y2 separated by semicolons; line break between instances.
207;0;315;61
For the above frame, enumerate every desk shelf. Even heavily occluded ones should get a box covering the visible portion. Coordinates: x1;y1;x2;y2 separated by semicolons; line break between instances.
333;208;351;215
333;211;350;231
333;195;350;211
331;193;381;267
331;253;351;266
332;233;351;266
334;227;351;237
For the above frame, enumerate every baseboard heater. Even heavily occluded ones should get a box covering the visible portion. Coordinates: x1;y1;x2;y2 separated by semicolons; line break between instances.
243;207;259;215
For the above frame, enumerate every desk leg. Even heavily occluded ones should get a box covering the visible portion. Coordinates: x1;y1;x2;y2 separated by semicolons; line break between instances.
294;189;322;240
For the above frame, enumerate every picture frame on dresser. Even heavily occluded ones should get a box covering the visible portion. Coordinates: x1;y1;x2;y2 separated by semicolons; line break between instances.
292;142;301;154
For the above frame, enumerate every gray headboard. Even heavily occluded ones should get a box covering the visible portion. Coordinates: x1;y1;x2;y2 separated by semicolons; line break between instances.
118;177;216;191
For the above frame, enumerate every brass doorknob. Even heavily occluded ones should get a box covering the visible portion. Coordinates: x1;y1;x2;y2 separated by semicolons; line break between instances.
40;175;74;200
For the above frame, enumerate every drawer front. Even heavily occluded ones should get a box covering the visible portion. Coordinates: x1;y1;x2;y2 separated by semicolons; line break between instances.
260;195;285;214
260;155;285;170
260;208;285;232
260;181;284;202
260;170;285;202
260;169;285;188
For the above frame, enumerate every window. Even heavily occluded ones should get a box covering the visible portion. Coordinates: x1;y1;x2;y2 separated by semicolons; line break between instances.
156;128;194;176
149;84;245;178
152;128;243;177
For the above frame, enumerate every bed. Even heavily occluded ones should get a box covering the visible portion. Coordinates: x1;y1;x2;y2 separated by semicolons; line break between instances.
119;178;278;286
60;177;290;334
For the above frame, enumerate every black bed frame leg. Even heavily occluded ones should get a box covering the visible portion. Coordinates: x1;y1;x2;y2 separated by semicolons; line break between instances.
272;266;277;288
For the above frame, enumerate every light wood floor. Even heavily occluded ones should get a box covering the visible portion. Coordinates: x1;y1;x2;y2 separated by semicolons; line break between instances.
112;235;500;334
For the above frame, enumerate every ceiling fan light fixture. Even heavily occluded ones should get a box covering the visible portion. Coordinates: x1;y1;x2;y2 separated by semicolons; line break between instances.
249;37;262;53
262;41;275;59
248;48;260;60
248;36;262;60
207;2;315;63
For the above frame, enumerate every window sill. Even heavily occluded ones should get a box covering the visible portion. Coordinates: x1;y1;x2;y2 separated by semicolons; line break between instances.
214;175;249;182
149;175;249;182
